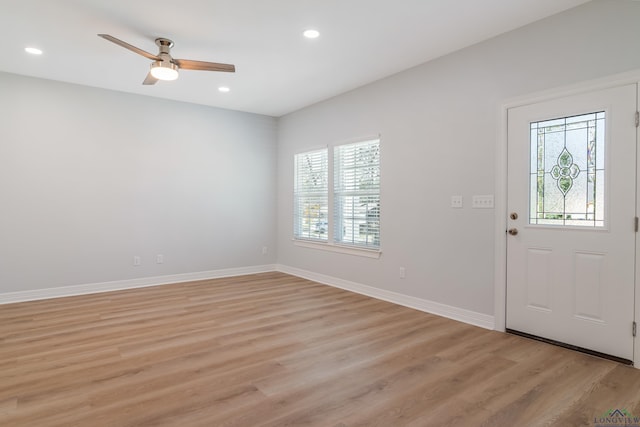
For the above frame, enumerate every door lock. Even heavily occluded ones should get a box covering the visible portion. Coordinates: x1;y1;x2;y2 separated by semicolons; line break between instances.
510;212;518;220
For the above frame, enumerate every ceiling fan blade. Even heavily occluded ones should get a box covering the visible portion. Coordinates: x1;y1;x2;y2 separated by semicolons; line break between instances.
142;72;159;85
174;59;235;73
98;34;159;61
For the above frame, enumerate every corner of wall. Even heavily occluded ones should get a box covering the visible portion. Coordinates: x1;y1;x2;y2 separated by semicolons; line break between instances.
276;264;495;330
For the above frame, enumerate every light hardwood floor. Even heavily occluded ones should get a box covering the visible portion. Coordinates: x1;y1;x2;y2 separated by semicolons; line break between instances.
1;272;639;426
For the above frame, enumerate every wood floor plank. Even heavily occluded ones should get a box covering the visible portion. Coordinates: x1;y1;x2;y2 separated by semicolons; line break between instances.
1;271;640;426
546;364;640;427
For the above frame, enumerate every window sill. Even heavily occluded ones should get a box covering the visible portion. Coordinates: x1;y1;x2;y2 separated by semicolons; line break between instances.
292;239;382;259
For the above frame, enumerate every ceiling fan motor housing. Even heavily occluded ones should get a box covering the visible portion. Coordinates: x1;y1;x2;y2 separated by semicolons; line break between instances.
155;38;174;54
150;44;179;81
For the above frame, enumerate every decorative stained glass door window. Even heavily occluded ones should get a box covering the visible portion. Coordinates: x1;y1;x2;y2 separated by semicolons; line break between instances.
529;111;605;227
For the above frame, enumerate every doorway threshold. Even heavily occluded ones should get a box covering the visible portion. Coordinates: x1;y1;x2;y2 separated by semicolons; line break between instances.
506;328;633;366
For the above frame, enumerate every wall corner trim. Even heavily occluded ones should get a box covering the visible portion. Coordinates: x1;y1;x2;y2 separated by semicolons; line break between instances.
276;264;495;330
0;264;278;305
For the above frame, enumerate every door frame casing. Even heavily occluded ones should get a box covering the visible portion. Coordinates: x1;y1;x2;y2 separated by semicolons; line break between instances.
494;69;640;368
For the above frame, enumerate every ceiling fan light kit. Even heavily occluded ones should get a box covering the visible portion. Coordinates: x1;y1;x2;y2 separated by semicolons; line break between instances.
150;60;178;81
98;34;235;85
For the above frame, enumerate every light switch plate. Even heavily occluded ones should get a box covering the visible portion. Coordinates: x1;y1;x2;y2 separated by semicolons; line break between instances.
472;195;494;209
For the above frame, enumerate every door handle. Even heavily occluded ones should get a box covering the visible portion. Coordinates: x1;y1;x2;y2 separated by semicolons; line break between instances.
508;228;518;236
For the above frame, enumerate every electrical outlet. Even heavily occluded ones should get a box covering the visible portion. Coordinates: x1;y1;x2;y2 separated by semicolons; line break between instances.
262;246;268;255
156;254;164;264
450;195;463;208
399;267;406;279
472;195;494;209
133;256;141;266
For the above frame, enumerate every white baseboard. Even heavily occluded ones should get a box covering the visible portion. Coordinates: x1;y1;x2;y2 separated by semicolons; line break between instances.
276;264;495;330
1;264;495;331
0;264;278;305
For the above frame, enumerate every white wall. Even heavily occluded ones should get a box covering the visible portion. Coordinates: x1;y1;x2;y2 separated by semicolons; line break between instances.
276;0;640;317
0;72;277;293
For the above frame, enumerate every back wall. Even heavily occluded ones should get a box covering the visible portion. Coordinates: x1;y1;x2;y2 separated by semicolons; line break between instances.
0;72;277;293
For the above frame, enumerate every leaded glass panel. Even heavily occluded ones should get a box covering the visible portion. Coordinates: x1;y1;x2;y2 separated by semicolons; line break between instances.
529;111;605;227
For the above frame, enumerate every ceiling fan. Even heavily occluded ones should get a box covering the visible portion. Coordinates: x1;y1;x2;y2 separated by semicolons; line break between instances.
98;34;235;85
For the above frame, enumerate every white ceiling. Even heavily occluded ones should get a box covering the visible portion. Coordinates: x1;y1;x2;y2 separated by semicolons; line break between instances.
0;0;589;117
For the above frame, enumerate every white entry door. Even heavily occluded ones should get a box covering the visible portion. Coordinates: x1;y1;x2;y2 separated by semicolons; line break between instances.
506;84;637;362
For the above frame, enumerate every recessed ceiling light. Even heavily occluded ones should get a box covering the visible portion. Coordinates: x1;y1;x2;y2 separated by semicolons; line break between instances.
303;29;320;39
218;86;230;93
25;47;43;55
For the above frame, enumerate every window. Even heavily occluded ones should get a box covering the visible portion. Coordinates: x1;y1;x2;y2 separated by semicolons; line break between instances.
294;149;328;241
293;138;380;251
334;139;380;248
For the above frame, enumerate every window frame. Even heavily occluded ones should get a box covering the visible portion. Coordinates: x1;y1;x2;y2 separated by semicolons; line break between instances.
293;147;329;242
292;137;381;258
333;138;381;249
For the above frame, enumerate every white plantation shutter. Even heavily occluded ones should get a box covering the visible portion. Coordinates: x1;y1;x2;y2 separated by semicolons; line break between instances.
334;139;380;248
294;149;328;241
